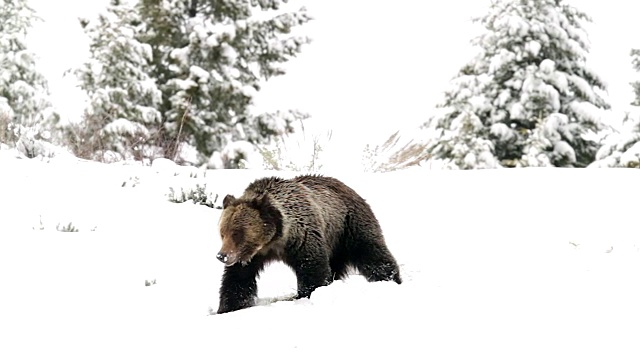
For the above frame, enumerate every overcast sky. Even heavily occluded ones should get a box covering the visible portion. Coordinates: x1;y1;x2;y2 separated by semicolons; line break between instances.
27;0;640;168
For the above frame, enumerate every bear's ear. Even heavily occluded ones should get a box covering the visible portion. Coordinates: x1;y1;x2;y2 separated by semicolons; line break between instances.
254;195;283;238
249;193;267;211
222;195;236;209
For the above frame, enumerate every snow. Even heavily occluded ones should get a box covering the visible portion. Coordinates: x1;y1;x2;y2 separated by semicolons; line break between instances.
525;40;541;57
103;118;150;137
205;34;219;48
508;101;524;120
220;43;238;64
189;65;210;83
219;140;263;169
169;47;189;67
241;84;258;97
3;152;640;358
539;58;555;74
488;49;515;74
618;141;640;166
171;78;198;91
490;122;515;141
569;74;598;103
511;15;531;37
553;140;577;163
592;117;640;168
543;113;569;140
569;101;602;125
210;22;237;42
0;96;14;118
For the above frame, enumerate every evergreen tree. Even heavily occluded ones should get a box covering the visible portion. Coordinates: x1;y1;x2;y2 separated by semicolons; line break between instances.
0;0;58;145
429;110;499;169
75;0;310;166
589;49;640;168
73;0;163;162
632;49;640;107
424;0;609;168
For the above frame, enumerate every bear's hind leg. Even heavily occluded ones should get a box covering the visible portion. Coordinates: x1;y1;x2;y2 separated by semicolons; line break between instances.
343;204;402;284
354;246;402;284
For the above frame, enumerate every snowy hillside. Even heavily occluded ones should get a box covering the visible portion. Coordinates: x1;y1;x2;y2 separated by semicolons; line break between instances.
2;151;640;358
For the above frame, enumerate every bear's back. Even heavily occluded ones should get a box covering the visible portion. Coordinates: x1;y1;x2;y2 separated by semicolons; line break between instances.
243;175;357;242
286;176;360;242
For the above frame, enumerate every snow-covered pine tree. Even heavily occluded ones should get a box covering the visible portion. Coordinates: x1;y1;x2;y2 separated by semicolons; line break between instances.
589;49;640;168
424;0;609;168
73;0;163;162
0;0;58;147
632;49;640;107
430;110;500;170
139;0;310;167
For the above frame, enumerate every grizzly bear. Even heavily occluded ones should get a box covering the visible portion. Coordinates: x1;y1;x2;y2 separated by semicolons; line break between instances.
215;174;402;314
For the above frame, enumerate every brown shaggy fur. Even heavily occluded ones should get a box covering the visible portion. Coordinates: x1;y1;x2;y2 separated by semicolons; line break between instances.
215;174;401;314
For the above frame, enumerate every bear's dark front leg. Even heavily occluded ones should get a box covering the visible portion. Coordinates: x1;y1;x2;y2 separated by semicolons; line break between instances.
286;237;333;299
217;260;264;314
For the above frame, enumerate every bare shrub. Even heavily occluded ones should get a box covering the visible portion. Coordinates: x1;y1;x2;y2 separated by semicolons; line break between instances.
362;130;432;173
62;111;186;164
258;119;332;172
0;111;17;146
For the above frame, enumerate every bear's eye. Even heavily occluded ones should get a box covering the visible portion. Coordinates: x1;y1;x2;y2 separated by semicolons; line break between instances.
231;229;244;241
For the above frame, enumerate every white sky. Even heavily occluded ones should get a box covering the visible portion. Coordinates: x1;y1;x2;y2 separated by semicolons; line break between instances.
26;0;640;168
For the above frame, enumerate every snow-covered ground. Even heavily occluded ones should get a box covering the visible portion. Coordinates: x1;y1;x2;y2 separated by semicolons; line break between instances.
2;151;640;359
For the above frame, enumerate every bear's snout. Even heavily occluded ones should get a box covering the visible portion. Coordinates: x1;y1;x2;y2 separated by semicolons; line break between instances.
216;251;237;266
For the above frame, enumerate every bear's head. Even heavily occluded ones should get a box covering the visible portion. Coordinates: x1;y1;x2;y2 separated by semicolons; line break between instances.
216;193;283;266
